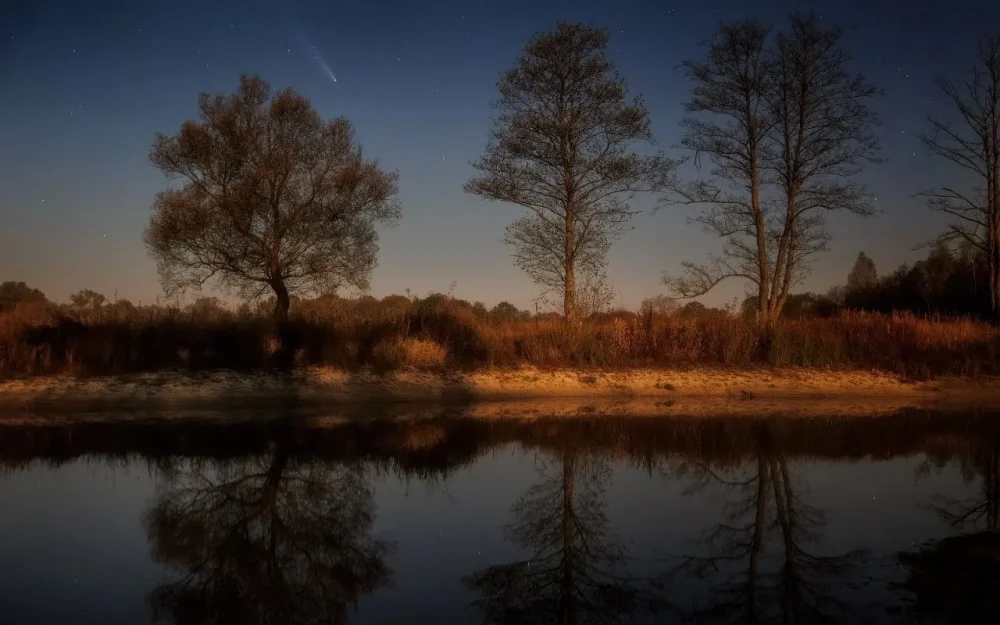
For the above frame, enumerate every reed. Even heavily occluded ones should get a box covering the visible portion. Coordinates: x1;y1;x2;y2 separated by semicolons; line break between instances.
2;295;999;378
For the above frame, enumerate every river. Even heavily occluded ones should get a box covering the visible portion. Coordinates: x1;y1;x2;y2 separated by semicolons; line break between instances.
1;406;998;623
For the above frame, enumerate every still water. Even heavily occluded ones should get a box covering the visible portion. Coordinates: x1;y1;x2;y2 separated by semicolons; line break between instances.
1;407;998;624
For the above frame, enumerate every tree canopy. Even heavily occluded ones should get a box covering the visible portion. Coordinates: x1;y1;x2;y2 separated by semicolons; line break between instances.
0;281;47;312
145;74;400;323
664;14;880;325
466;23;676;319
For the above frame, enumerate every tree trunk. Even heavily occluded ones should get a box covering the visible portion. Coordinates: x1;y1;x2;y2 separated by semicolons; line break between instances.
751;151;770;325
561;449;576;625
990;244;1000;321
992;141;1000;321
272;280;290;326
564;214;577;322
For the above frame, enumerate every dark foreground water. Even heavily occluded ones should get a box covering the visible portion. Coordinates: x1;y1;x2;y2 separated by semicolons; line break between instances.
1;407;999;624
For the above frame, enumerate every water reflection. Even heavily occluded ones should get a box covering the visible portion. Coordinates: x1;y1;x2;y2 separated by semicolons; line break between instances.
466;445;665;624
672;422;868;624
898;430;1000;623
2;407;1000;624
921;431;1000;533
145;451;392;624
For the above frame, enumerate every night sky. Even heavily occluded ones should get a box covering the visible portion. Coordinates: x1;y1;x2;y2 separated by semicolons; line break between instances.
1;0;994;309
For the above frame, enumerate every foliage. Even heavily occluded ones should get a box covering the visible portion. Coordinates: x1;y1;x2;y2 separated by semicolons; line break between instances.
846;252;878;294
145;74;400;323
0;282;47;312
69;289;107;310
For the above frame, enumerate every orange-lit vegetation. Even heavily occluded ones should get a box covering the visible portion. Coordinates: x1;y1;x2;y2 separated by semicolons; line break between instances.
3;291;1000;379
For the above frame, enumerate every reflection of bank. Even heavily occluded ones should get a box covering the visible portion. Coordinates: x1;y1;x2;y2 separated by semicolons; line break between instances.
899;433;1000;622
672;422;867;625
143;448;394;625
4;408;1000;623
465;444;666;625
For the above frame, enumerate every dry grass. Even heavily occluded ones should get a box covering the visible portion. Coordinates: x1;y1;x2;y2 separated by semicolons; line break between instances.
2;294;1000;378
373;337;448;370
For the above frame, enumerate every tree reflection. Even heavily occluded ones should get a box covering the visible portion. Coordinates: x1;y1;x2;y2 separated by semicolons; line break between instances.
465;446;664;624
144;450;393;624
673;423;866;624
923;433;1000;532
900;432;1000;622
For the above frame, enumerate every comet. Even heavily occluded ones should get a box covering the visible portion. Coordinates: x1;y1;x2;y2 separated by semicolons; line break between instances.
311;51;337;83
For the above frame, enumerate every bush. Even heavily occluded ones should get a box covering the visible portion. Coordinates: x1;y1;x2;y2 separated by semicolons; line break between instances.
3;292;1000;379
373;337;448;370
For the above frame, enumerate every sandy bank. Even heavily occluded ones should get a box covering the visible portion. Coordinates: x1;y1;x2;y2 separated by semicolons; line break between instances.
3;366;1000;412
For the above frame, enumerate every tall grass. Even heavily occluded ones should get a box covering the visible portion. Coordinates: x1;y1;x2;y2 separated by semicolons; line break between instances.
2;294;1000;378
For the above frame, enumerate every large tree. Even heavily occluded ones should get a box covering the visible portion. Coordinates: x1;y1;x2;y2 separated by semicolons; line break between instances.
664;20;776;322
466;23;675;320
919;33;1000;318
665;14;880;326
145;75;400;324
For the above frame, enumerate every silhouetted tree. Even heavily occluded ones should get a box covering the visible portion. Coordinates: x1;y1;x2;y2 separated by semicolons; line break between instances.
183;296;230;322
489;301;523;321
666;14;880;325
766;14;881;321
664;20;778;322
0;281;47;312
840;243;991;317
144;452;393;624
145;74;400;325
919;33;1000;319
640;294;679;316
466;23;676;320
846;252;878;294
68;289;106;310
465;446;665;624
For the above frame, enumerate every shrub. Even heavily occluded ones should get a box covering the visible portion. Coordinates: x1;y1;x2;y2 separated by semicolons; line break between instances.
3;293;1000;379
373;337;448;370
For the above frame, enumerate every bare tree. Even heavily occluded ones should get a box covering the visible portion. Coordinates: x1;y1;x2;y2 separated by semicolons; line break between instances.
466;23;676;320
145;75;400;324
665;14;880;325
919;34;1000;318
765;14;880;318
663;20;777;322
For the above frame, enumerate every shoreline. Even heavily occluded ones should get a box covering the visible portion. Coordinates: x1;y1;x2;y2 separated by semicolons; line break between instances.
3;366;1000;412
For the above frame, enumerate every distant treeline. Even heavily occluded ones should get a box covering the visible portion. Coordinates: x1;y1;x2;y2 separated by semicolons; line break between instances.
739;243;995;321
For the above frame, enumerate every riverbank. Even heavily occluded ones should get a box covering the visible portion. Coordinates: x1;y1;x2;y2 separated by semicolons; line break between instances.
3;366;1000;412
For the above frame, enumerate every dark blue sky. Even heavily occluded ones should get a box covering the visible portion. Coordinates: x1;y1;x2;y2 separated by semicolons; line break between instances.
1;0;995;309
